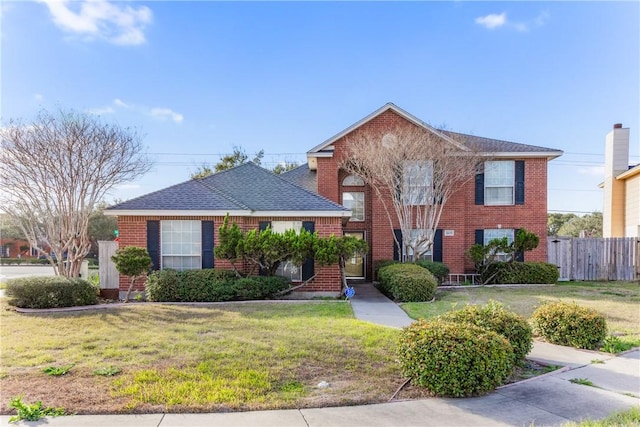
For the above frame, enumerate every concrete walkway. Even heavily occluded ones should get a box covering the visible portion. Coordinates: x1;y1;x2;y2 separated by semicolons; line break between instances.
2;284;639;426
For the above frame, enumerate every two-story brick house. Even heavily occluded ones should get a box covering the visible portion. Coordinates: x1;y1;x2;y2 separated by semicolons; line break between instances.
107;103;562;297
282;103;563;281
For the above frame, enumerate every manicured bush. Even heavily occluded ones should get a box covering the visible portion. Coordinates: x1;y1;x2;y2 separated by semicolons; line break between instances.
398;319;514;397
145;269;291;302
531;302;607;349
480;262;559;284
373;259;398;280
414;260;450;284
438;301;532;366
6;276;98;309
377;263;437;302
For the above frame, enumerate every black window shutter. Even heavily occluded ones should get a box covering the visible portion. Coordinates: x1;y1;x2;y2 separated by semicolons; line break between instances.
515;161;525;205
514;228;524;261
433;229;443;262
202;221;214;269
147;220;160;271
475;170;485;205
475;229;484;246
302;221;315;281
393;229;402;261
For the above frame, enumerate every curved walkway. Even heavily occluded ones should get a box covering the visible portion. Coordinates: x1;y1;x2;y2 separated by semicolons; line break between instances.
2;284;639;426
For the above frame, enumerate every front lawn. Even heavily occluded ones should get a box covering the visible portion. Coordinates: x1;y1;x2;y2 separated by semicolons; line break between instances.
402;281;640;345
0;301;415;414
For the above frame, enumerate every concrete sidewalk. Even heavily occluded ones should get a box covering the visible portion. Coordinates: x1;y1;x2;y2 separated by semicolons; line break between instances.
2;284;639;426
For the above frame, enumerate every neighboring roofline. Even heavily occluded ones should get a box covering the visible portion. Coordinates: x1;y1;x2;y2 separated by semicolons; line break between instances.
105;209;352;218
616;164;640;180
307;102;468;157
479;151;564;160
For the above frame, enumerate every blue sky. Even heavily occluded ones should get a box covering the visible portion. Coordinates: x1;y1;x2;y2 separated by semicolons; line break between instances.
2;1;638;214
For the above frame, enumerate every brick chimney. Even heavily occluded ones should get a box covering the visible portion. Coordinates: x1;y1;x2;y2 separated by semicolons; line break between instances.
603;123;630;237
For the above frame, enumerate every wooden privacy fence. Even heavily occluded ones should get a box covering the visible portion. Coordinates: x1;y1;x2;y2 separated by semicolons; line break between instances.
98;241;119;290
547;237;639;281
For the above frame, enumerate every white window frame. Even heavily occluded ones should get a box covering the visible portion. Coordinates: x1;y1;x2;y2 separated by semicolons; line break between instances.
272;221;303;281
484;228;514;262
484;160;515;206
342;191;365;222
403;160;433;206
160;220;202;271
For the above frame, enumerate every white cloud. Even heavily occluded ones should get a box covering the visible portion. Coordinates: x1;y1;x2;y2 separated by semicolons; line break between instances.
475;10;550;32
150;108;184;124
88;98;184;124
38;0;152;45
34;93;44;102
475;13;506;29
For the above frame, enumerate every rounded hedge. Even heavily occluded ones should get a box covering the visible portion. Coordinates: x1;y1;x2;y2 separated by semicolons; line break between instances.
414;260;450;284
398;319;514;397
531;302;607;349
480;262;559;284
438;301;532;366
377;263;437;302
6;276;98;309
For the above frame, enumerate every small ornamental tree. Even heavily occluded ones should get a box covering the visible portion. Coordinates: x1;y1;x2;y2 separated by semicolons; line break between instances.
467;229;540;284
315;235;369;291
215;215;244;275
111;246;152;302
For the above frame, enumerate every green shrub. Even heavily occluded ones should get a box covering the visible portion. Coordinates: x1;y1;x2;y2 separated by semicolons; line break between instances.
531;302;607;349
414;260;450;284
398;319;514;397
480;262;559;284
6;276;98;309
373;259;398;280
145;269;290;302
438;301;532;366
377;263;437;302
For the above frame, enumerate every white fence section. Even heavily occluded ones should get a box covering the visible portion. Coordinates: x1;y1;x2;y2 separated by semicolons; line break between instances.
547;237;639;281
98;241;119;289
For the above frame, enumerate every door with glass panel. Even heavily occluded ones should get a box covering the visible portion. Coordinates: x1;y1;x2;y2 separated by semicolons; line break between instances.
344;232;365;279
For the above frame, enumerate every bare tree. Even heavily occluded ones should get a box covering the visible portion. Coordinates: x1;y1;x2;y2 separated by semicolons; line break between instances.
0;109;151;277
341;123;484;261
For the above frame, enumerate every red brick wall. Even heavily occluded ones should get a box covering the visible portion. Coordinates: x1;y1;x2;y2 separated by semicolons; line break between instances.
116;215;344;294
316;109;550;278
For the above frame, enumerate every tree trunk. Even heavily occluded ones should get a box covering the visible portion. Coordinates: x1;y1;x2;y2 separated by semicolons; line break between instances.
124;276;137;302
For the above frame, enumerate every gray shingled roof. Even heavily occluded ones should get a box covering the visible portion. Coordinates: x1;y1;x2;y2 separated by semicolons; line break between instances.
108;162;347;213
279;164;317;193
441;130;563;154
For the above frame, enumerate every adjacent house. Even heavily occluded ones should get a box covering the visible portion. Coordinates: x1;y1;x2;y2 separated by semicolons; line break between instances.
601;123;639;238
107;103;563;297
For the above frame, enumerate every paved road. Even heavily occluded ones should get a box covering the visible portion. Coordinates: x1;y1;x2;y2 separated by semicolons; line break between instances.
0;264;56;282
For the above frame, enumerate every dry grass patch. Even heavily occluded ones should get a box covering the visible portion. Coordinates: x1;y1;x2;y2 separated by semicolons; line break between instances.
402;281;640;345
0;301;409;414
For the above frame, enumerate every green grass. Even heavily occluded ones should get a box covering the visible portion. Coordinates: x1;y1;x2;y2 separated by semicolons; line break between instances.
0;301;401;413
402;282;640;346
569;378;595;387
563;406;640;426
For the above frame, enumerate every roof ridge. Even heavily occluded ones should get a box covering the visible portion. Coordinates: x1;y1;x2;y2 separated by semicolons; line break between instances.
442;130;563;152
270;165;346;210
194;173;252;210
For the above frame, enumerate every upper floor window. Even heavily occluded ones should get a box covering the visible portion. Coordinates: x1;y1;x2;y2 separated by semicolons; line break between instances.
403;160;433;205
161;220;201;270
343;192;365;221
485;160;514;205
342;175;364;186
